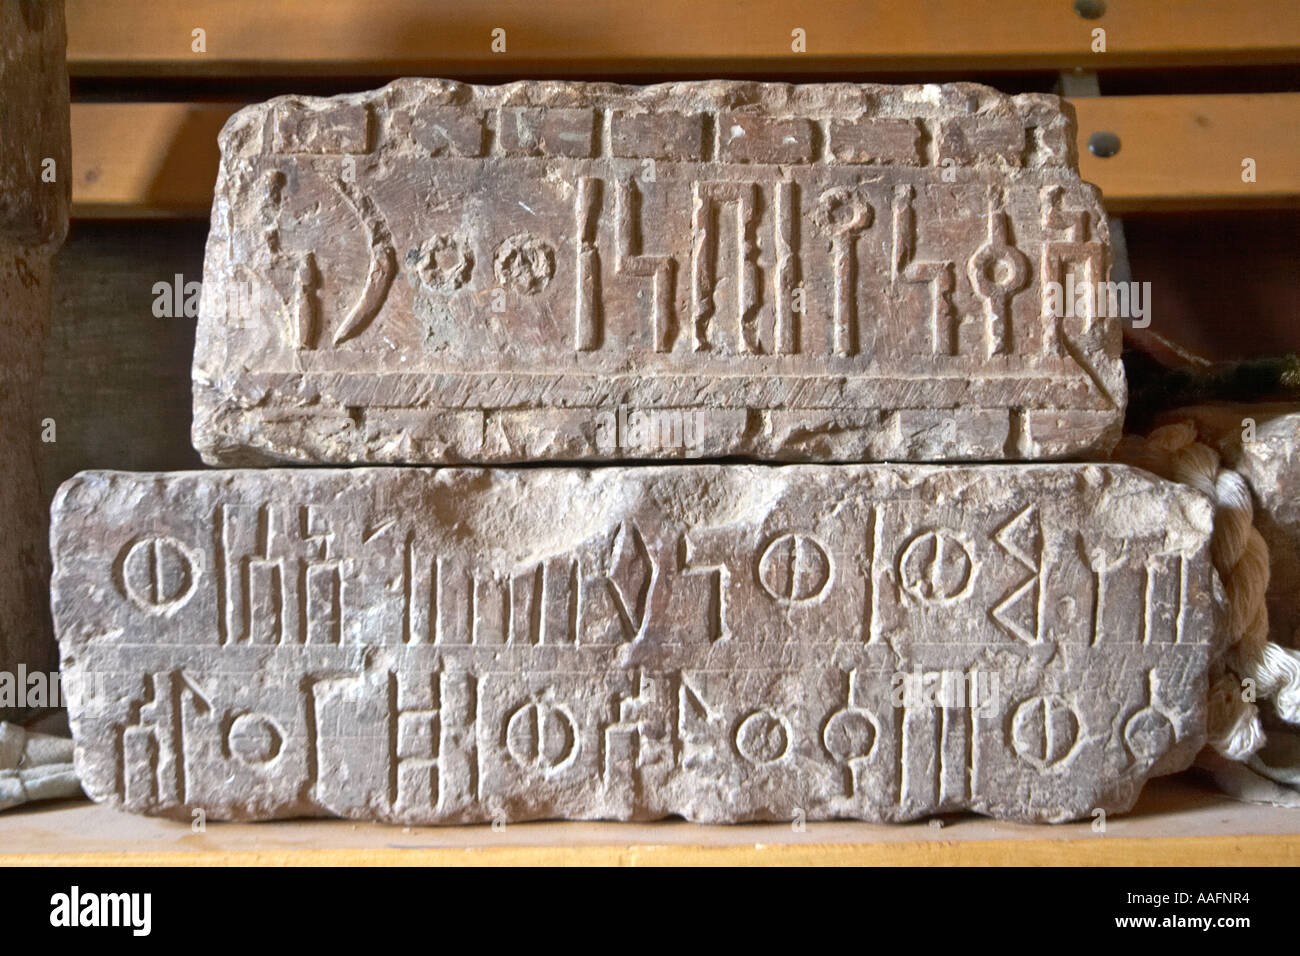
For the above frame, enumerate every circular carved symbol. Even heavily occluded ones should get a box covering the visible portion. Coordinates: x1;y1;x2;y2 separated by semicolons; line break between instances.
406;235;473;293
117;536;196;612
758;533;834;604
493;233;554;294
227;713;283;765
1124;708;1174;763
735;710;790;765
506;700;576;772
969;243;1029;296
823;709;877;763
898;530;974;604
812;187;873;235
1010;695;1079;768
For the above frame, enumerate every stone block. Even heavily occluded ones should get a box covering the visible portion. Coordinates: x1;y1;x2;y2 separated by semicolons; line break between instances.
192;80;1124;465
53;464;1218;823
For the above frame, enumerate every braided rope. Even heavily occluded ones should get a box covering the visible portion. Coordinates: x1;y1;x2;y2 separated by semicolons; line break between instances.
1115;421;1300;761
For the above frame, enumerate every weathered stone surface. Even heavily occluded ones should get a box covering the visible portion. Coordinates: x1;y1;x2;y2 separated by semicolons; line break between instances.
0;0;70;717
54;464;1217;824
194;80;1124;465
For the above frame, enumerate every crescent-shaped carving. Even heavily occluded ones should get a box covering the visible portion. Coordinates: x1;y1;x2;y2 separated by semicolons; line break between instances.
331;178;397;346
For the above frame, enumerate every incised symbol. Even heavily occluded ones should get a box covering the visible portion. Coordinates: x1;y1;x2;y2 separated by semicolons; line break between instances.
493;233;555;294
406;235;473;294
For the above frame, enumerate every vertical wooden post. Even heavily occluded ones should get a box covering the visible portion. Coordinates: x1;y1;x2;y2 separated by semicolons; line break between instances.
0;0;70;718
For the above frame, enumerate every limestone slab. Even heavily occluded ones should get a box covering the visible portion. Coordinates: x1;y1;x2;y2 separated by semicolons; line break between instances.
54;464;1217;824
193;80;1125;465
0;0;70;715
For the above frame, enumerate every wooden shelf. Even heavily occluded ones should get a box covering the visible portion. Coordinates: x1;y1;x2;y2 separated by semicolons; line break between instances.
65;0;1300;77
67;93;1300;219
4;773;1298;865
1073;93;1300;212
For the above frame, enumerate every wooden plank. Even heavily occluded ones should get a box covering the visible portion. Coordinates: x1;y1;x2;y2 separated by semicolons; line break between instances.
5;835;1298;866
1074;93;1300;212
70;102;230;218
67;0;1300;77
2;776;1298;865
69;94;1300;218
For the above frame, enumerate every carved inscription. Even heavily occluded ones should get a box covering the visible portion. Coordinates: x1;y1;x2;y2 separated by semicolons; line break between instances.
54;464;1219;824
194;79;1124;465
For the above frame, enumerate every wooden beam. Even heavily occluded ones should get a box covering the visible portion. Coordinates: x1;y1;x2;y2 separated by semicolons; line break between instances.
67;0;1300;78
69;94;1300;218
6;833;1299;866
3;777;1299;865
70;103;231;218
1073;93;1300;212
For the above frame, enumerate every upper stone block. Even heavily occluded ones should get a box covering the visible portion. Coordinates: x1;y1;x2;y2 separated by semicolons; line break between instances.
193;80;1124;465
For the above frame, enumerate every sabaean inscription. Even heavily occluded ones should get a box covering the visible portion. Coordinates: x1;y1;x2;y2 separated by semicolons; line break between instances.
193;80;1124;465
53;464;1219;824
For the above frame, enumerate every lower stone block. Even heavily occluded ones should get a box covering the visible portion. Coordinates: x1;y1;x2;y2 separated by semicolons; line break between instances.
52;464;1221;824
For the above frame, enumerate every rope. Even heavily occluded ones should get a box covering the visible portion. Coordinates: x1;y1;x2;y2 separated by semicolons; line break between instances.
1115;421;1300;761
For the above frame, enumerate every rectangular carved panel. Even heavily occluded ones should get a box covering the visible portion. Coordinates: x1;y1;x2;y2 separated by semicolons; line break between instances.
54;464;1219;823
193;80;1124;465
